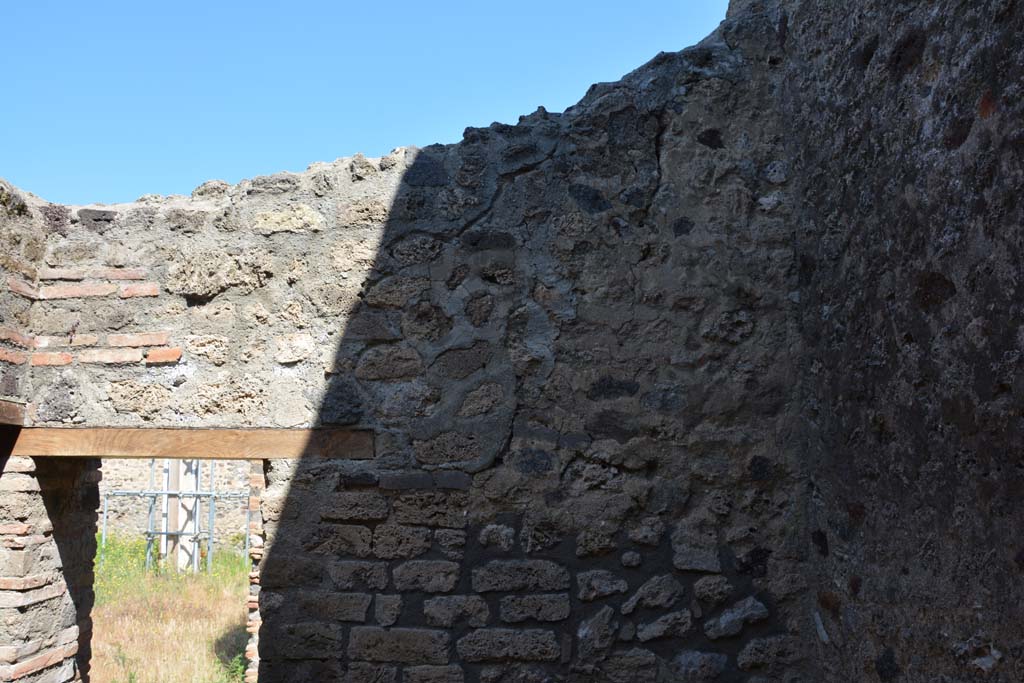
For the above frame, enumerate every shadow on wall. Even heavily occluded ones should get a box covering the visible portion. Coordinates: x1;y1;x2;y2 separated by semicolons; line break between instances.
258;139;544;681
0;426;99;682
258;14;805;678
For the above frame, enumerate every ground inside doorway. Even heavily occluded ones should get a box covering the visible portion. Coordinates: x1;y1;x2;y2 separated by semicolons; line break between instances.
90;534;248;683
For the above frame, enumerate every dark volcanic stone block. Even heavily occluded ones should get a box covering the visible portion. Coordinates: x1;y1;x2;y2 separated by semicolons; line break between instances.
348;627;450;664
472;560;570;592
392;560;459;592
456;629;560;662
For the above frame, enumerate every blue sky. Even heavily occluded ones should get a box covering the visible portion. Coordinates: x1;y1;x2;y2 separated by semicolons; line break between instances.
3;1;728;205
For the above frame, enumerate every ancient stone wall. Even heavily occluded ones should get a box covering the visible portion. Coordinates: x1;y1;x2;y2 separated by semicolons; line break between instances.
1;0;1023;681
783;0;1024;680
0;452;99;683
0;186;99;683
254;6;807;679
0;182;42;415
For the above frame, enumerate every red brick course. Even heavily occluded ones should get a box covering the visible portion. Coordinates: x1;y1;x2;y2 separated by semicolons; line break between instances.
119;282;160;298
0;328;33;348
78;348;143;364
145;347;183;365
37;283;117;300
108;332;170;348
0;348;28;365
33;334;98;349
7;277;38;299
30;352;74;367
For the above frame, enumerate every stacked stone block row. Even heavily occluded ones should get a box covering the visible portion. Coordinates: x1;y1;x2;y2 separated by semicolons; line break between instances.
0;456;99;683
0;329;33;418
7;272;159;302
245;460;266;683
0;183;42;410
257;461;794;682
4;262;178;375
0;326;182;371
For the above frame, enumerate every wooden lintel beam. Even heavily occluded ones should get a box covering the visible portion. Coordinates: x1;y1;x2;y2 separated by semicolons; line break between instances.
10;427;374;460
0;400;26;427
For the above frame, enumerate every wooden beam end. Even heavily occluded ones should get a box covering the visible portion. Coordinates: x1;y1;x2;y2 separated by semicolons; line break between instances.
0;400;26;427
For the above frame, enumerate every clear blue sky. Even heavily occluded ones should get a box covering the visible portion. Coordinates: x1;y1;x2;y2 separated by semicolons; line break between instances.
3;1;728;205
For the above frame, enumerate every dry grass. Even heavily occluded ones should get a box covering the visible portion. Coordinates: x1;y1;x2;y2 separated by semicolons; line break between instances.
91;536;249;683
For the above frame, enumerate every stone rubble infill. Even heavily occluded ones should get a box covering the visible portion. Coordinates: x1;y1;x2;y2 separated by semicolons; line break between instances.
3;0;1021;680
704;596;770;640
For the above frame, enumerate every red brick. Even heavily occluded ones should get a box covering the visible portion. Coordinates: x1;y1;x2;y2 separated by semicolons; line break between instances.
108;332;170;347
30;352;73;367
33;334;98;349
145;347;182;364
36;267;87;281
0;348;28;365
7;277;39;299
7;642;77;680
119;282;160;298
0;523;32;535
0;574;50;590
0;328;33;348
37;282;117;300
78;348;142;364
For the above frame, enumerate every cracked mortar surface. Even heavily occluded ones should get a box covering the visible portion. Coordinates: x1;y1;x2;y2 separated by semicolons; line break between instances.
1;0;1023;681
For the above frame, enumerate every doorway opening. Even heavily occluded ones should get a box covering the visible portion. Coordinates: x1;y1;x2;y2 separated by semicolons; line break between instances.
4;425;364;683
91;457;260;683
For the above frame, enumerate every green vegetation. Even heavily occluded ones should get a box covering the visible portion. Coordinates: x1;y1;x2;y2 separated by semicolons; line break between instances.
95;534;248;606
93;534;250;683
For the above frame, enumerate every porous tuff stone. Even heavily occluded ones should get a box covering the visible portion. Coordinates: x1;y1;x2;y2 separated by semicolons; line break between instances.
321;492;390;522
576;570;629;601
5;1;1023;682
392;561;460;593
499;594;571;623
292;591;371;622
636;609;693;642
348;627;450;665
424;595;490;628
372;525;432;559
693;576;732;606
577;606;617;661
703;596;770;640
455;629;560;662
404;665;466;683
472;560;570;593
375;595;403;627
621;575;684;615
477;523;515;551
673;651;729;682
328;561;389;591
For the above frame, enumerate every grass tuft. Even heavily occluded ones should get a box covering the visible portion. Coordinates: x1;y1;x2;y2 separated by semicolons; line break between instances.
92;534;249;683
